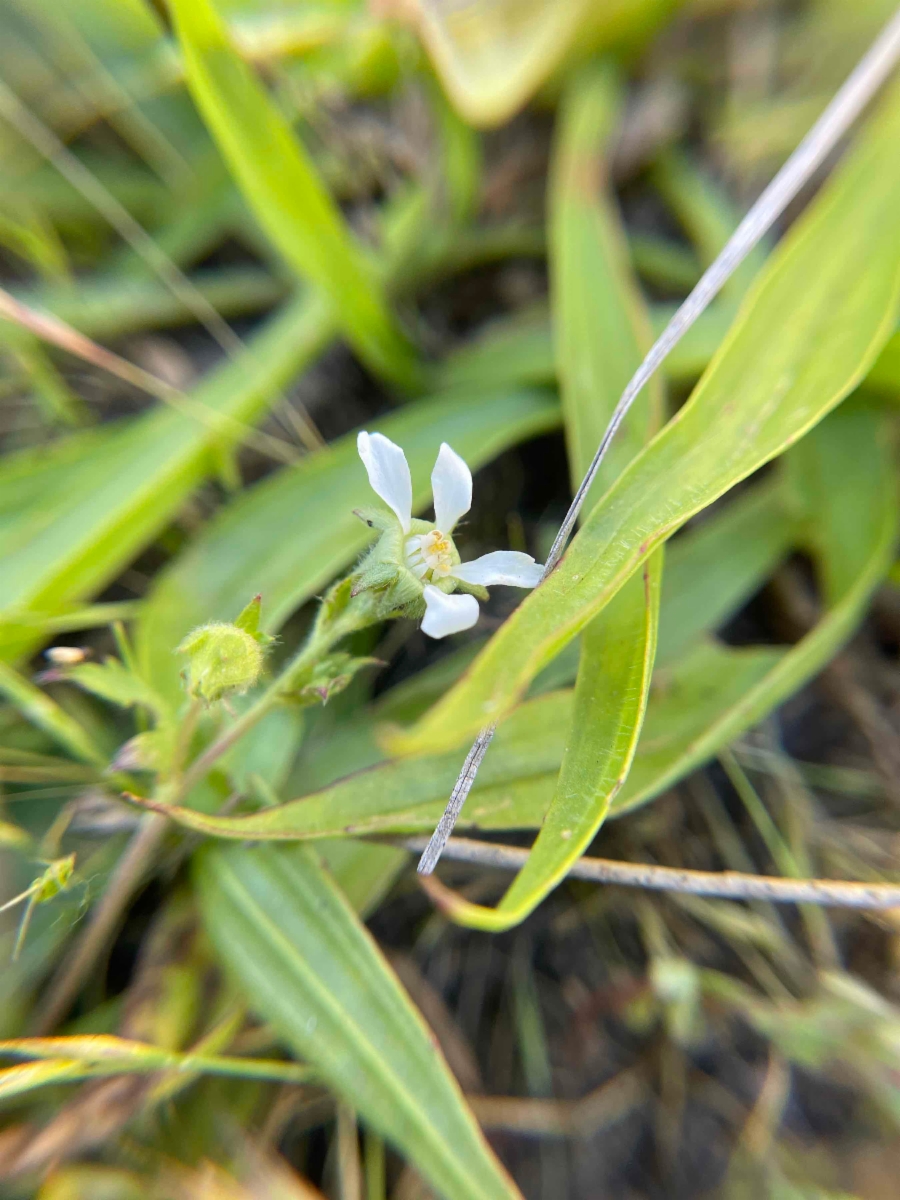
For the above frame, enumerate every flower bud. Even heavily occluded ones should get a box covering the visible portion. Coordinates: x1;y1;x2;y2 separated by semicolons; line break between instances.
36;854;76;902
177;621;264;705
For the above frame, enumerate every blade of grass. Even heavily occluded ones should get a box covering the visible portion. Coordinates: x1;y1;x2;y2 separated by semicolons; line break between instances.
196;843;520;1199
614;401;898;815
167;0;420;389
394;69;900;760
415;62;665;912
0;291;333;664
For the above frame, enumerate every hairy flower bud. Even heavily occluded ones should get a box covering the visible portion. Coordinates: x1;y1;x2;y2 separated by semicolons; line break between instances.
177;621;265;704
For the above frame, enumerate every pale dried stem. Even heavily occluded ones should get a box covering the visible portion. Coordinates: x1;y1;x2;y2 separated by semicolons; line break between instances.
0;77;324;450
401;835;900;910
0;286;299;465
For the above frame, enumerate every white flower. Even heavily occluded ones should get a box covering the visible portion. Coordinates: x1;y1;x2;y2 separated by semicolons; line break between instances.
356;432;543;638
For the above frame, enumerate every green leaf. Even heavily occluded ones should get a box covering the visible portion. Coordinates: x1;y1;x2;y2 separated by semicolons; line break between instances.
550;65;660;503
615;400;898;815
121;691;566;840
195;843;519;1199
129;397;895;847
0;292;332;664
461;562;661;928
444;62;665;928
315;840;408;918
390;76;900;757
0;1059;96;1102
416;0;678;127
167;0;419;388
0;1035;314;1099
64;659;171;719
657;478;792;666
866;328;900;395
137;386;559;701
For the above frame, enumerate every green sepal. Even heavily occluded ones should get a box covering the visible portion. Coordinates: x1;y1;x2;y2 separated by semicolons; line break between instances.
234;594;276;647
351;562;400;596
294;653;381;706
353;506;396;532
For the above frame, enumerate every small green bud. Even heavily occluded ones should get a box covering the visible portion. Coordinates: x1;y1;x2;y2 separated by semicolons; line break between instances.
296;652;380;705
177;621;265;705
35;854;76;902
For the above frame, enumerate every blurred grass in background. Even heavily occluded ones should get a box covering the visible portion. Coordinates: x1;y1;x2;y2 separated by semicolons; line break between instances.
2;0;900;1196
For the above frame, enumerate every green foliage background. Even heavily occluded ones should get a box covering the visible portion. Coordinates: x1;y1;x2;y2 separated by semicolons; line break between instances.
1;0;900;1196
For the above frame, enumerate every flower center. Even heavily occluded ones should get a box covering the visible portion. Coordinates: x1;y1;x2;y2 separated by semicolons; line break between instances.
406;529;453;580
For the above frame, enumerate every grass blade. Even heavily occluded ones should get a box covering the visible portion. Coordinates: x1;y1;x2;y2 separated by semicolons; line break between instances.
167;0;419;388
391;75;900;757
196;843;520;1200
418;63;665;918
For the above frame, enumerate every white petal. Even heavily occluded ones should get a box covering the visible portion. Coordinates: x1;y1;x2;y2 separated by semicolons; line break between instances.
421;585;480;639
452;551;544;589
431;442;472;534
357;431;412;532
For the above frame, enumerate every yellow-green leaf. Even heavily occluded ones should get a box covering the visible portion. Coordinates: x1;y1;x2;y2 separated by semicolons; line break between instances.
413;0;679;127
196;843;520;1200
167;0;419;388
436;62;664;928
390;76;900;757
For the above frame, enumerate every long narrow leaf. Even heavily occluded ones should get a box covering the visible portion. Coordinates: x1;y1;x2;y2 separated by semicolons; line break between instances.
615;401;898;814
437;63;664;928
196;843;519;1200
167;0;419;388
390;76;900;757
